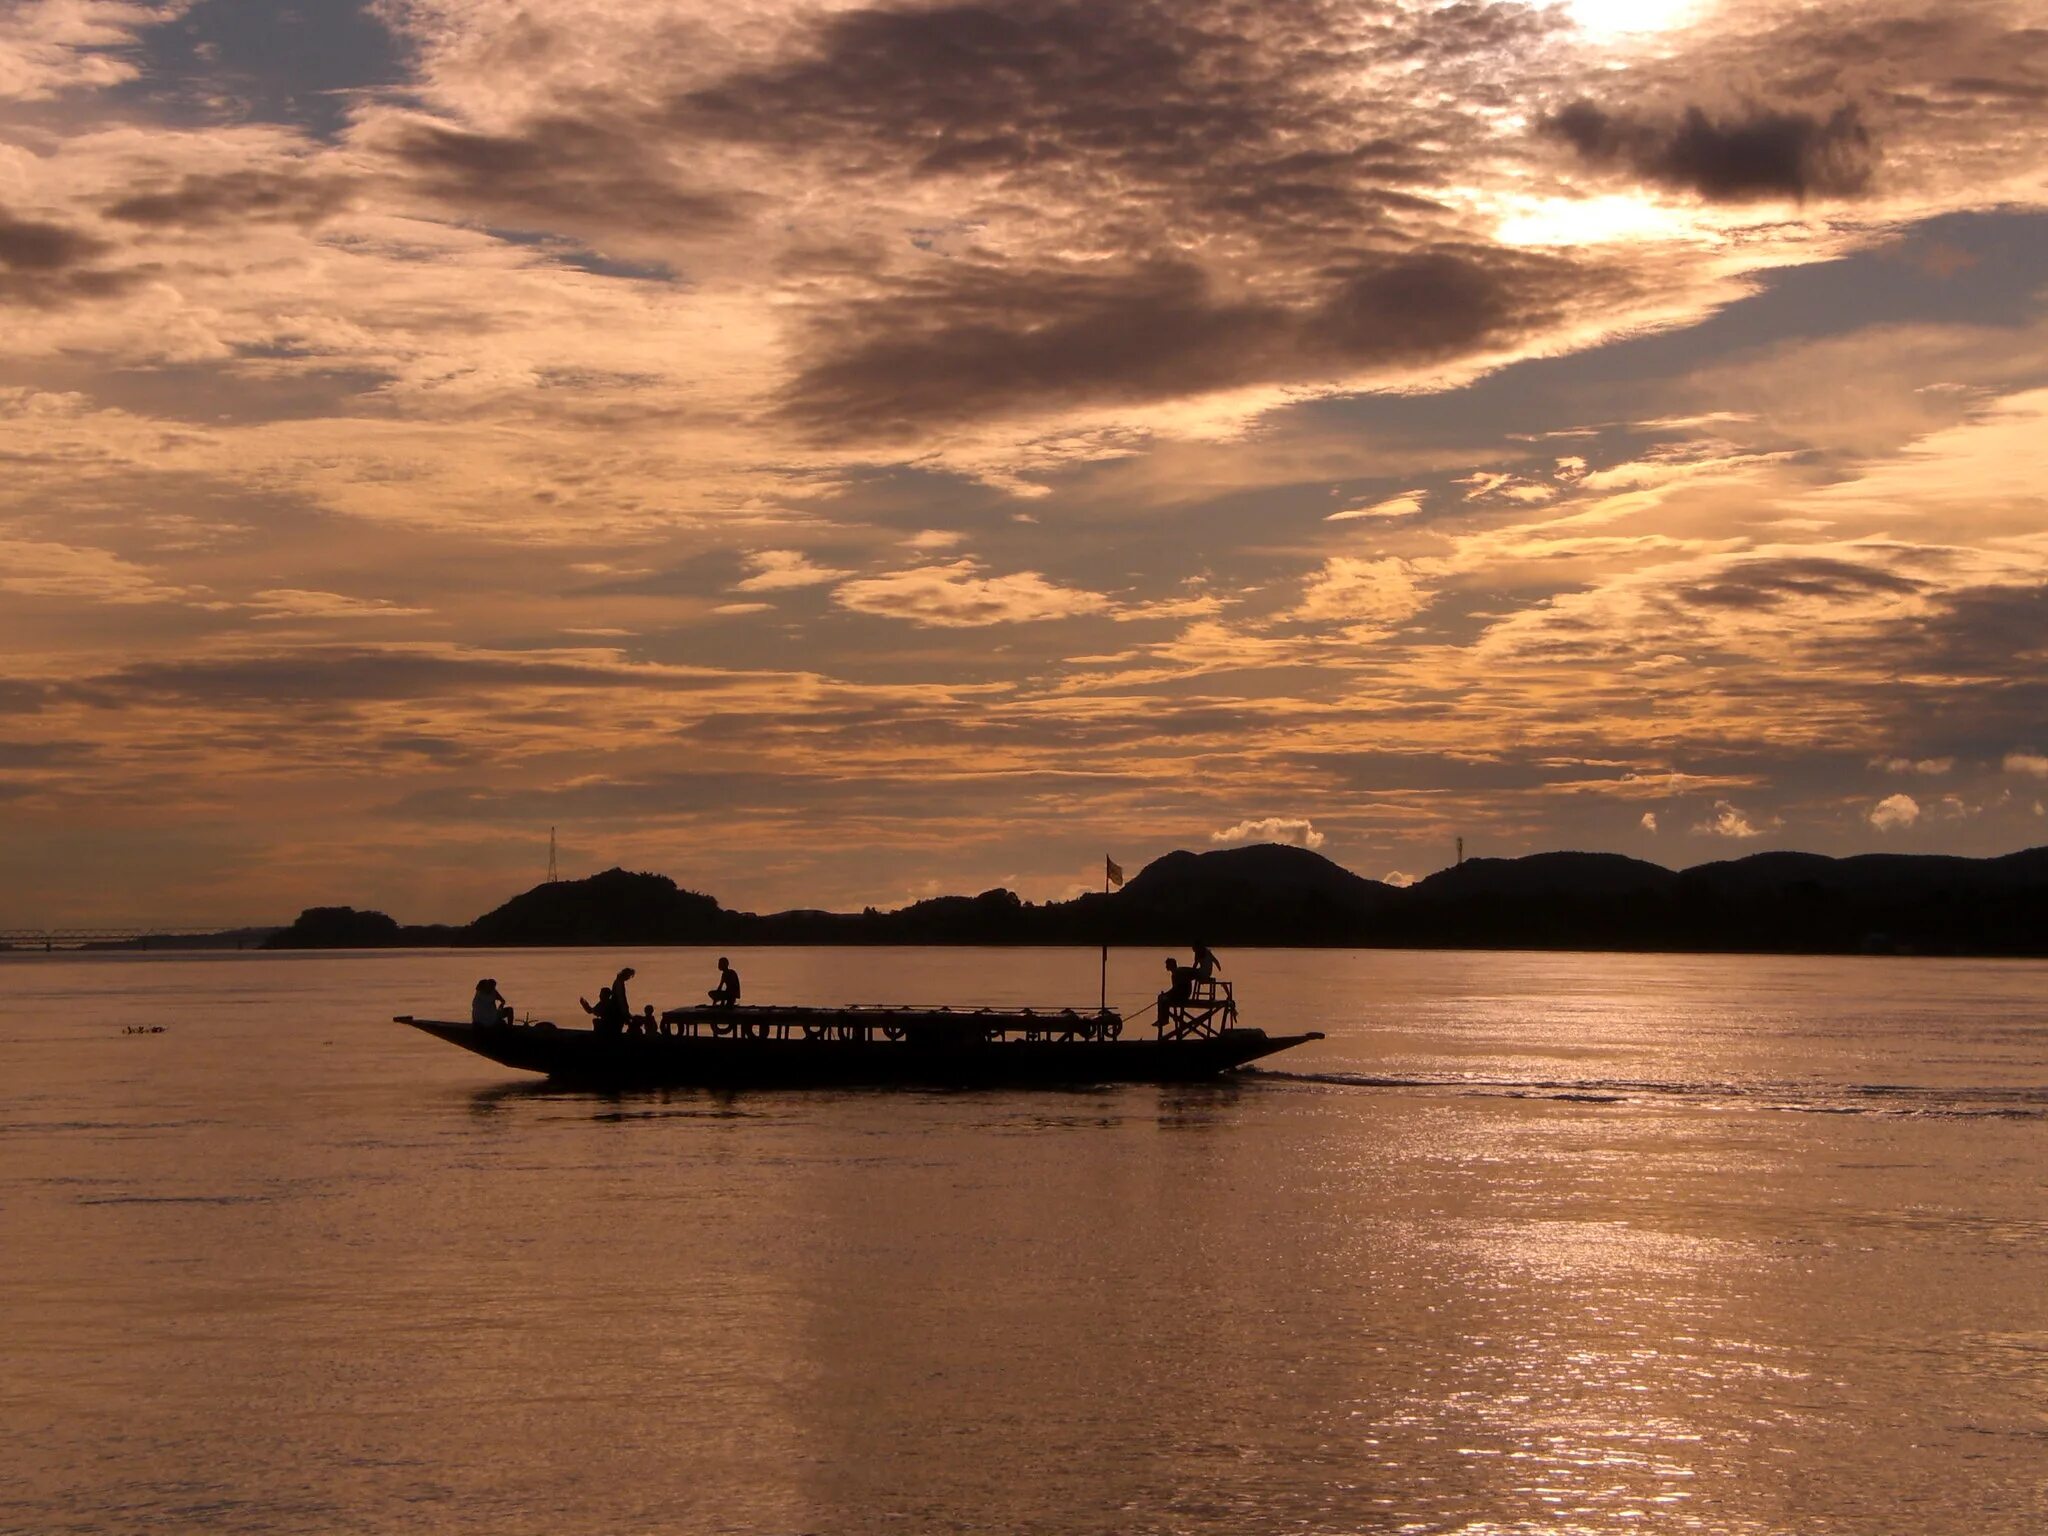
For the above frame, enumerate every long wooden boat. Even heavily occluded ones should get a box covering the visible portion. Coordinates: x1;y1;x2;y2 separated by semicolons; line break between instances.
396;981;1322;1089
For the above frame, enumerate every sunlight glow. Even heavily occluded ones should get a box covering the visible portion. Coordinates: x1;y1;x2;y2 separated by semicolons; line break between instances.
1495;194;1702;247
1564;0;1703;37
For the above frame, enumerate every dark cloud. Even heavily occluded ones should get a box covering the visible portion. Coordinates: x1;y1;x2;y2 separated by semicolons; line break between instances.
106;169;356;228
0;681;61;716
1546;100;1877;202
684;1;1284;178
1847;582;2048;766
782;258;1287;438
67;647;707;706
781;245;1613;438
1674;557;1923;610
1879;580;2048;676
379;115;743;241
0;208;108;270
651;0;1620;436
0;208;137;307
677;0;1506;245
0;740;96;769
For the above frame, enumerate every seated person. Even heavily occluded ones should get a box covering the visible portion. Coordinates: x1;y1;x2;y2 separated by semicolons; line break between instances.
580;985;624;1036
1191;942;1220;981
1156;956;1194;1025
708;957;742;1008
471;978;513;1028
638;1004;658;1036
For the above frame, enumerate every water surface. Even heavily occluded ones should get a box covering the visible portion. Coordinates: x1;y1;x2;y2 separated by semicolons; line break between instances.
4;947;2045;1534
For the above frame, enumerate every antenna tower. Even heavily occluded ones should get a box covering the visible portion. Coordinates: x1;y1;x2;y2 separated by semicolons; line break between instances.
1456;836;1464;866
547;826;559;884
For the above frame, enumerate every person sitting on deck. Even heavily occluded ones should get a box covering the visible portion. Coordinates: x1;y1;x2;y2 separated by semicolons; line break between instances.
1191;943;1221;981
1156;956;1195;1027
581;986;624;1035
639;1004;658;1036
471;978;513;1028
708;956;741;1008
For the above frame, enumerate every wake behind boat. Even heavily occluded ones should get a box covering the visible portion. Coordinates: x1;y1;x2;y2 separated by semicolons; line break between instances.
397;978;1323;1089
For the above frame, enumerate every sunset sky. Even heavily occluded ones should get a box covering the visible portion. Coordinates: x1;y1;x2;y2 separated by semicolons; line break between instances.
3;0;2046;926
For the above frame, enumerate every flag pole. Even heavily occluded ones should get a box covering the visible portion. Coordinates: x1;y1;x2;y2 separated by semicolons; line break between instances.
1099;855;1110;1013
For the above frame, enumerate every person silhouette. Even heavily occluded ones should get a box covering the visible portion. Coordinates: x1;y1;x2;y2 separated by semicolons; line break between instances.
1191;943;1220;980
1156;955;1193;1026
708;957;741;1008
471;978;512;1028
580;986;624;1035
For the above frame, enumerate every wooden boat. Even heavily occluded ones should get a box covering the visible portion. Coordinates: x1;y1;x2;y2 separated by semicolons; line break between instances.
396;979;1322;1089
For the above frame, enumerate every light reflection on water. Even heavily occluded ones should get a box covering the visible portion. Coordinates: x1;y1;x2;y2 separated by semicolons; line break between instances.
3;946;2046;1534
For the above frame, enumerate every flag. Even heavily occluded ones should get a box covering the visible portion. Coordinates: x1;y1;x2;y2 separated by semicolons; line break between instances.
1105;856;1124;888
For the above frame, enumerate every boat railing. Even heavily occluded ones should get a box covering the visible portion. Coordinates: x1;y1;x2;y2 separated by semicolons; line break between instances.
1155;977;1238;1041
651;1003;1127;1044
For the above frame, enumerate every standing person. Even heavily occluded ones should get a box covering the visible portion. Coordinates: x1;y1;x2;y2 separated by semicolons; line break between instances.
708;956;742;1008
610;966;635;1020
471;978;512;1028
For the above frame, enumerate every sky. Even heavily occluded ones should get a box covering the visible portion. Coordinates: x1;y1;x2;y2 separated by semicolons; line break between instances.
2;0;2046;927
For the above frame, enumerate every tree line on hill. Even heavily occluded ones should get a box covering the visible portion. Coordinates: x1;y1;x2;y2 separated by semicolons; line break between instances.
261;841;2048;957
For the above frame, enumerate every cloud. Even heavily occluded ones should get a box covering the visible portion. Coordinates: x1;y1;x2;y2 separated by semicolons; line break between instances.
1546;100;1877;202
1871;756;1953;776
835;559;1110;627
781;245;1622;440
1868;792;1920;831
2006;753;2048;779
67;644;728;705
0;537;188;604
105;169;356;229
0;1;158;102
0;204;135;307
1211;816;1325;849
1382;869;1417;887
1640;811;1658;832
374;114;744;247
0;206;108;270
1673;556;1925;612
247;589;429;621
733;549;852;593
1327;490;1425;522
1693;800;1762;839
1291;557;1428;625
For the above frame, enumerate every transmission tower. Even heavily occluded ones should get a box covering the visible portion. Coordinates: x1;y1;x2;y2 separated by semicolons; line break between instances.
547;826;560;884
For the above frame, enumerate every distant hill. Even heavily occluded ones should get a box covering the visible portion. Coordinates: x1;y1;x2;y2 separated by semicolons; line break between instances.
258;843;2048;957
1410;851;1672;900
467;868;721;946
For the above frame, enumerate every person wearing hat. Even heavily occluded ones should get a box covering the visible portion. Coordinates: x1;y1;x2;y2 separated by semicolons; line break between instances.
471;977;513;1028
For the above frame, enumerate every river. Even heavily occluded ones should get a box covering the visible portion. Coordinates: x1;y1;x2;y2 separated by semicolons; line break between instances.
3;946;2045;1534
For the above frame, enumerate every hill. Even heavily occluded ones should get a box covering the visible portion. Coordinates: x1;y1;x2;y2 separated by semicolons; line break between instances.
257;843;2048;956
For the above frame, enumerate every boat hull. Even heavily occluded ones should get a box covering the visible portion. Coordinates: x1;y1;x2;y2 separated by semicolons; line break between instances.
398;1016;1322;1088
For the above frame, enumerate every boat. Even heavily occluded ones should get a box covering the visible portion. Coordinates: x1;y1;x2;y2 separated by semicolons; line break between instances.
396;978;1323;1088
